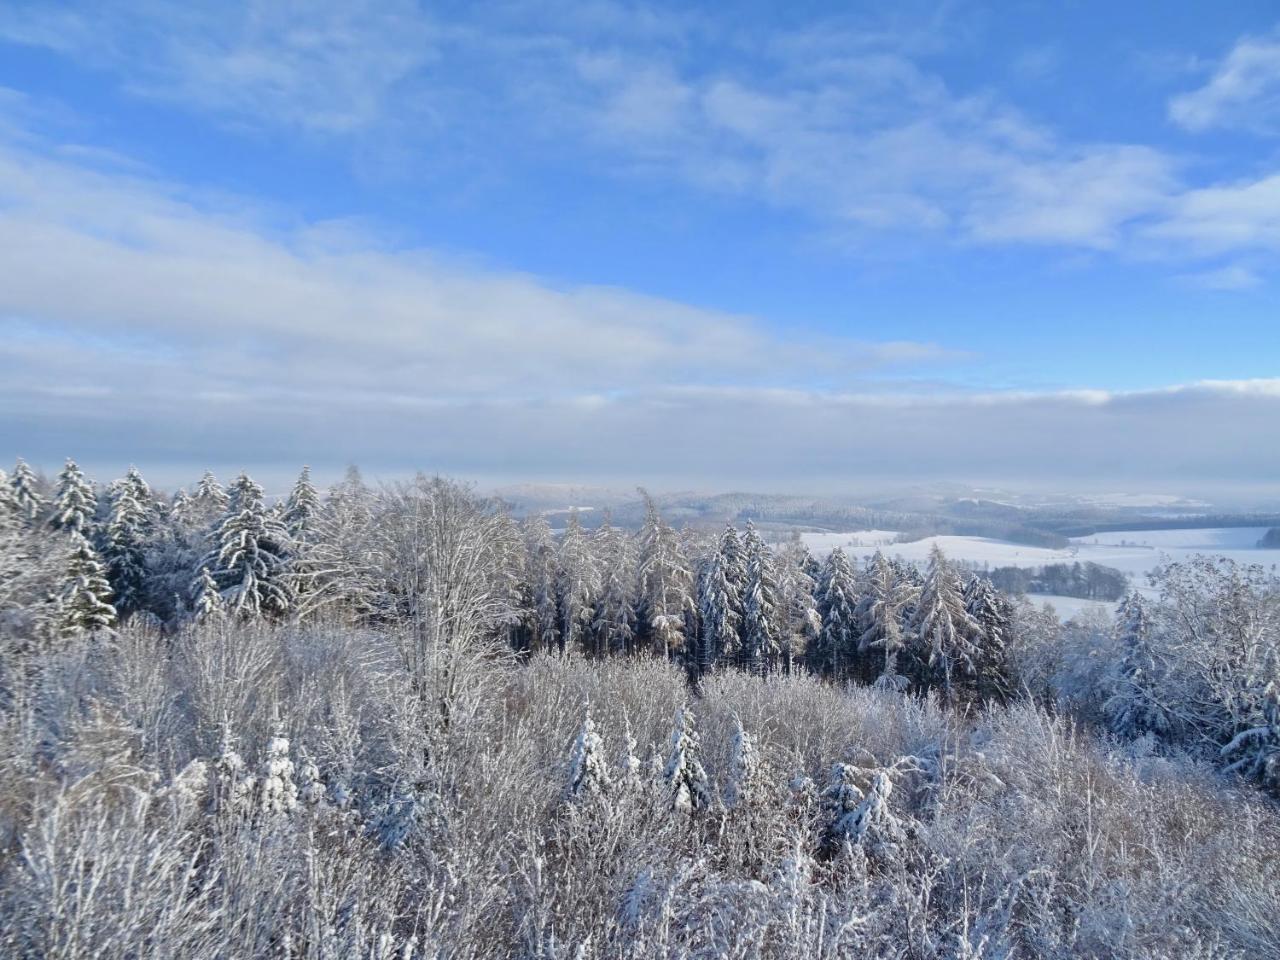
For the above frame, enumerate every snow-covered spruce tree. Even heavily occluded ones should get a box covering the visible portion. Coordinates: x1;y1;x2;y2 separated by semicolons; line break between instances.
48;458;97;538
740;522;783;675
1105;591;1169;738
566;706;612;803
0;467;14;519
839;762;914;864
635;490;695;660
282;465;321;541
963;574;1015;701
696;524;746;675
724;716;761;810
907;545;981;702
191;470;230;524
857;551;911;691
10;457;45;524
1221;679;1280;795
55;533;117;638
817;762;866;859
557;510;598;654
778;537;821;674
258;735;299;818
101;469;152;617
812;548;859;680
663;706;711;815
590;517;636;657
199;472;292;620
190;566;224;622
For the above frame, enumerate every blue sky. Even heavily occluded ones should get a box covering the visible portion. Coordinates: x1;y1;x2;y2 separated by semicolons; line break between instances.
2;1;1279;496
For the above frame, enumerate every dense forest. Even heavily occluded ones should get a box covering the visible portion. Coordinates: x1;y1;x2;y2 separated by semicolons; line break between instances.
1;458;1278;958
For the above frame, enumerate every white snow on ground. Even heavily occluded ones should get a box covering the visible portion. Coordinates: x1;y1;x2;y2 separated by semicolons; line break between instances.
801;527;1280;621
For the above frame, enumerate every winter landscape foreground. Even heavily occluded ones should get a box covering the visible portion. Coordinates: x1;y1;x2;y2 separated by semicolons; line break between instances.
1;460;1279;958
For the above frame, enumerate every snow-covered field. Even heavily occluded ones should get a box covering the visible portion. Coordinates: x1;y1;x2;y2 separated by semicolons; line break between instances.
801;526;1280;621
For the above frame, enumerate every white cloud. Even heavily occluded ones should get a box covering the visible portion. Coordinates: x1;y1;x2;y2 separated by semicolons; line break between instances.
1179;264;1263;290
1169;31;1280;134
0;0;440;134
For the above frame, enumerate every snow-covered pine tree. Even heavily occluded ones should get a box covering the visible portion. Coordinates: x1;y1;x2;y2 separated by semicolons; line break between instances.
56;533;117;637
697;524;745;675
724;716;761;809
0;468;17;522
49;459;97;538
258;735;299;817
101;470;152;617
590;517;636;657
907;545;980;702
817;762;866;858
282;465;321;541
1105;591;1169;738
663;706;711;815
636;491;695;660
191;565;224;621
566;706;612;802
10;458;45;524
557;510;599;654
199;472;292;620
963;574;1015;701
778;537;822;674
741;522;782;675
812;548;859;679
857;551;912;690
1221;679;1280;795
192;470;230;522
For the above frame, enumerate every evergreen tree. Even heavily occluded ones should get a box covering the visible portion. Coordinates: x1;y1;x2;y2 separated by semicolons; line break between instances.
519;515;561;653
1106;591;1169;738
199;472;292;620
566;706;612;802
636;491;695;659
778;537;821;674
10;458;44;524
740;522;782;674
813;548;859;679
192;470;230;522
191;565;224;621
56;533;117;637
49;459;97;537
101;470;151;617
697;524;746;674
857;551;911;690
556;510;598;654
282;465;321;541
257;735;299;817
963;575;1015;701
818;762;866;858
0;468;17;523
663;706;711;815
907;546;980;701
